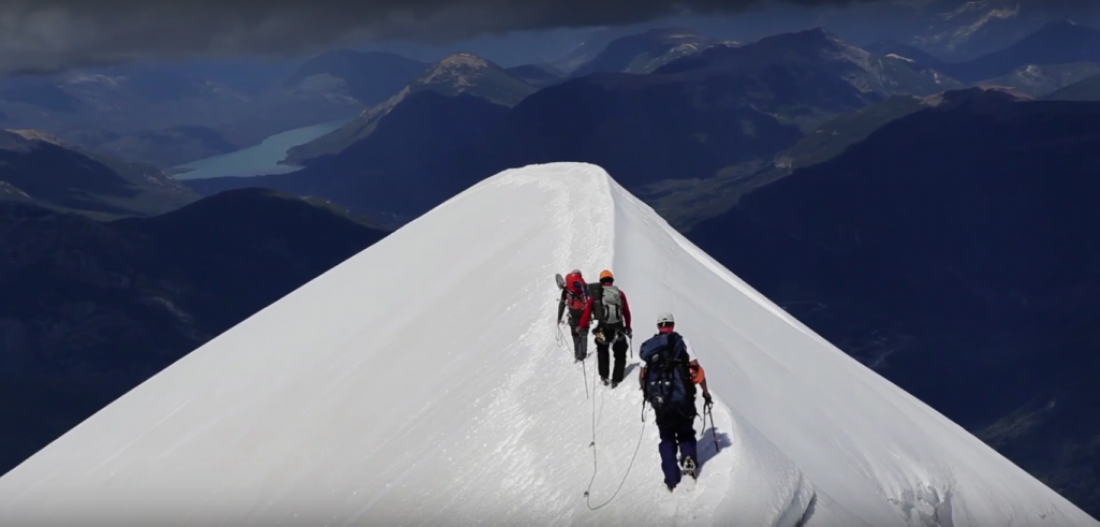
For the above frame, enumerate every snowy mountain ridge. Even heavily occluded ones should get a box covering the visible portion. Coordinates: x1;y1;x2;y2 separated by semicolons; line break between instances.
0;163;1094;526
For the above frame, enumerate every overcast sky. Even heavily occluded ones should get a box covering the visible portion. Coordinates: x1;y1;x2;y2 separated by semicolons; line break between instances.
0;0;893;73
1;0;1097;74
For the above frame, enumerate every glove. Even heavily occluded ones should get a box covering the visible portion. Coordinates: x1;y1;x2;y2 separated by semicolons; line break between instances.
623;327;632;338
703;392;713;407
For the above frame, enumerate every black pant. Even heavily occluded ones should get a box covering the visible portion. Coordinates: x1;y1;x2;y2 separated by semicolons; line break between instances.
596;325;628;383
572;319;589;360
568;314;588;360
656;412;698;486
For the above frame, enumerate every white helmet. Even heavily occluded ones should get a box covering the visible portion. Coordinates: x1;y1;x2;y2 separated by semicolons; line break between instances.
657;312;675;326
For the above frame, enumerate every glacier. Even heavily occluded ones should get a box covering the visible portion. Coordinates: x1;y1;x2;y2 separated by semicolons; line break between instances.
0;162;1095;527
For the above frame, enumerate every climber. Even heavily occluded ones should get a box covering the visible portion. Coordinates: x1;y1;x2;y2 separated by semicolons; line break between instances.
579;269;632;388
557;269;591;361
638;312;713;492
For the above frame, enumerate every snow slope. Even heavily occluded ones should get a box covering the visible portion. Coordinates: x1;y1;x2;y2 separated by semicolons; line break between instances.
0;162;1095;527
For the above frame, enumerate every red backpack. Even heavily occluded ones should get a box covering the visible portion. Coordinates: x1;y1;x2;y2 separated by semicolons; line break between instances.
563;272;588;311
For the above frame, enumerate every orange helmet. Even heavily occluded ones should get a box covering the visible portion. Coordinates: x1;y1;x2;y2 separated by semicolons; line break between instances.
599;269;614;282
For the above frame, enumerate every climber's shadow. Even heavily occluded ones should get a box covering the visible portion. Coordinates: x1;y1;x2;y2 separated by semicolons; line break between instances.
695;428;733;476
623;362;639;378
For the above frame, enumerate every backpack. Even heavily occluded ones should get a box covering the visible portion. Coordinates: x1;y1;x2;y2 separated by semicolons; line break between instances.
587;282;604;321
639;332;696;418
597;285;624;326
563;272;588;311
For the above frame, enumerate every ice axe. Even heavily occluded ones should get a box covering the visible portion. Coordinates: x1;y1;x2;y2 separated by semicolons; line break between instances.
705;400;719;454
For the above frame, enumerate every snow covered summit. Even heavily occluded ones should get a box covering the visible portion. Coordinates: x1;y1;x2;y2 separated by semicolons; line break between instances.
0;163;1094;526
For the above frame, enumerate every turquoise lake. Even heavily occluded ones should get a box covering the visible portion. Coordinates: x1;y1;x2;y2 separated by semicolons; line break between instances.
173;116;355;180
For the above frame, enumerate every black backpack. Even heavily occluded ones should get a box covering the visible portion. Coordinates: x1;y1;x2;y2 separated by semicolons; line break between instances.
639;332;696;418
587;282;604;322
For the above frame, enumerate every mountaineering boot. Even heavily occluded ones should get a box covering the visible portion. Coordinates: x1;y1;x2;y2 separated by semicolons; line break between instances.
602;378;610;387
610;380;619;389
666;483;676;492
681;457;697;480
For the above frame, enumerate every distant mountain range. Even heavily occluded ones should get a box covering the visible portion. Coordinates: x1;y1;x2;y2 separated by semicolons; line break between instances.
868;20;1100;90
642;90;945;230
887;0;1100;61
280;50;429;107
196;28;961;227
0;51;431;167
4;12;1095;171
201;90;506;226
644;85;1052;230
503;64;566;87
536;0;1100;67
685;88;1100;516
979;62;1100;97
183;20;1100;231
944;20;1100;82
294;18;1100;200
0;188;388;481
0;129;198;219
547;27;642;74
568;28;737;77
285;29;751;166
283;53;535;166
1046;71;1100;100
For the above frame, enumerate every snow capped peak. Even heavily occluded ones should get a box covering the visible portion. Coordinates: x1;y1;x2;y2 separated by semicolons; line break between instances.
414;52;500;92
920;1;1020;53
406;51;534;106
884;53;916;63
4;129;80;151
0;181;30;200
7;129;68;145
0;163;1094;526
435;51;492;70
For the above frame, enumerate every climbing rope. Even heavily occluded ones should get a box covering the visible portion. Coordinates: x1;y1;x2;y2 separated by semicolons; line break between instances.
581;360;590;400
582;380;649;510
555;322;591;399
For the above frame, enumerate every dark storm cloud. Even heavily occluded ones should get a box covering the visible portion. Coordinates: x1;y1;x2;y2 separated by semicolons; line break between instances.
0;0;884;74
